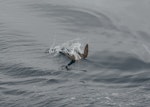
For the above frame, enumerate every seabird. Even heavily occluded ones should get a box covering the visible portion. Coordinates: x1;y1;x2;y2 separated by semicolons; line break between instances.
60;44;88;70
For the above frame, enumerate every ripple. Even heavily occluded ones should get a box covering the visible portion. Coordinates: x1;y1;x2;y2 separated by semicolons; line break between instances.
28;3;117;32
87;51;150;71
2;89;30;96
0;63;55;77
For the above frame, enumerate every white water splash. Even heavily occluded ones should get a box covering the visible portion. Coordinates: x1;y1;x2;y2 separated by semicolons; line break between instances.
49;39;85;60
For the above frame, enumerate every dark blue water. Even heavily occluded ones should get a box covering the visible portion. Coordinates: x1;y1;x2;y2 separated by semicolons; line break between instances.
0;0;150;107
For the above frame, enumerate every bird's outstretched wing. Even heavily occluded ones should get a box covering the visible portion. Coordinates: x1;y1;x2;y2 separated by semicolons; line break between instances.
81;44;88;59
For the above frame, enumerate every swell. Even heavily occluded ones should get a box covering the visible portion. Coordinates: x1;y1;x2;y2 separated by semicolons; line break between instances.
0;63;56;77
0;31;40;53
27;3;118;33
72;51;150;85
87;51;150;71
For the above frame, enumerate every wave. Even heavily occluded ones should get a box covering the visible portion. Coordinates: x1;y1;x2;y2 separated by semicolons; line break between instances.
0;63;55;77
87;51;150;71
29;3;117;32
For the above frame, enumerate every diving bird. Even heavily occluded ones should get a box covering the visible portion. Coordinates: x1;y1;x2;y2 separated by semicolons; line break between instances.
49;42;88;70
60;44;88;70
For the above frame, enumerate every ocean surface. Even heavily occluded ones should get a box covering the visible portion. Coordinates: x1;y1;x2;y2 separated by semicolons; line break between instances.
0;0;150;107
